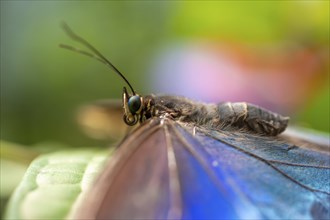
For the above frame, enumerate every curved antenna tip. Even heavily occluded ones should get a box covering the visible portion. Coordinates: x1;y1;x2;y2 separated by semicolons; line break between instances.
60;22;136;95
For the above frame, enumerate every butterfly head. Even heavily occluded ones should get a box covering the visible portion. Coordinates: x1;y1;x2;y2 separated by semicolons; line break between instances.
122;87;155;126
60;23;156;126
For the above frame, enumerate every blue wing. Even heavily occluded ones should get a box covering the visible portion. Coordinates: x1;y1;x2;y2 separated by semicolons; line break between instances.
175;122;330;219
73;118;330;220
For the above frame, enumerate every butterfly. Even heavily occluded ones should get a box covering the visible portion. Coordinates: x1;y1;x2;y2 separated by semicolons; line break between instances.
60;23;330;220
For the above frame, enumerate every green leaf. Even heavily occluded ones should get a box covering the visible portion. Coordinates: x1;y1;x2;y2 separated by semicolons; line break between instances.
4;150;109;220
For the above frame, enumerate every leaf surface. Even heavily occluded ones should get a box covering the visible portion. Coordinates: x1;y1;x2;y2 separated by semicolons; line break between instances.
4;150;108;220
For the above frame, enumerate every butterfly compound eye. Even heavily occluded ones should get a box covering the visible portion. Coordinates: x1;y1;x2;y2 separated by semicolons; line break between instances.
128;95;142;115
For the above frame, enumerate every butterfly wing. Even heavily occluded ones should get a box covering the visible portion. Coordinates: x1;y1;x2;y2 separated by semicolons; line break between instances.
73;118;171;219
185;124;330;219
73;118;329;219
73;118;259;219
165;121;261;219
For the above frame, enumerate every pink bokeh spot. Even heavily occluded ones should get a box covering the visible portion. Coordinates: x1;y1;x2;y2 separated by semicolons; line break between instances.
180;47;248;103
151;42;327;113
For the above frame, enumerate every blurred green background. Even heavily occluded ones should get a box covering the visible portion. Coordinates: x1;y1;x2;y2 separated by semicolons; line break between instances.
1;1;329;147
0;0;329;215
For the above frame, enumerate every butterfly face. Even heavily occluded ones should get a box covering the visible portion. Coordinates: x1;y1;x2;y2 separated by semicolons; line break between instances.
122;87;155;126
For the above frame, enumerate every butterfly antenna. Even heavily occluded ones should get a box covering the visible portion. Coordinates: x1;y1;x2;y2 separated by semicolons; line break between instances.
60;22;136;95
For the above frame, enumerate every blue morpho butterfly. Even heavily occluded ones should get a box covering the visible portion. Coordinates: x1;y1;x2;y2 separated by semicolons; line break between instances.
60;23;330;220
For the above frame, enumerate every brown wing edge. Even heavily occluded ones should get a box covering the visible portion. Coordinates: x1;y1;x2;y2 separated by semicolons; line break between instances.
69;118;184;219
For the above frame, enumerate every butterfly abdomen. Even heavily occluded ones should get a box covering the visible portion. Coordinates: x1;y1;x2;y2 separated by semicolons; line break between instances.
217;102;289;136
152;96;289;136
